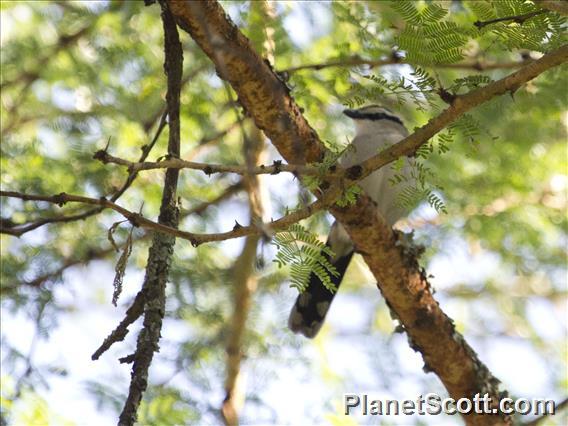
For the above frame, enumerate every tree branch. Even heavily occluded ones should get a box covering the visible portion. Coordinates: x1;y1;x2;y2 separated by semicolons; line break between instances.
1;20;95;138
474;9;548;29
0;189;325;245
222;4;275;423
523;397;568;426
344;45;568;189
94;149;316;176
118;3;183;425
165;2;568;424
281;56;529;74
222;129;264;426
4;36;567;245
1;102;168;238
11;182;243;292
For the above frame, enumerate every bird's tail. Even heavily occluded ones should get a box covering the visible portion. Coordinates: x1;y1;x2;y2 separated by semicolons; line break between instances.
288;241;354;338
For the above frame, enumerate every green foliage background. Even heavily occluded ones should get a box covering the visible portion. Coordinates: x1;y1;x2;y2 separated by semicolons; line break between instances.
1;1;566;424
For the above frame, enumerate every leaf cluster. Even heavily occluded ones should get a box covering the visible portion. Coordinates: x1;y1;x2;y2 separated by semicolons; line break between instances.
272;224;338;293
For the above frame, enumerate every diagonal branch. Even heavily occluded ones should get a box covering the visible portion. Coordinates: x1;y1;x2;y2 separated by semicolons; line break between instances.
474;9;548;29
165;2;568;425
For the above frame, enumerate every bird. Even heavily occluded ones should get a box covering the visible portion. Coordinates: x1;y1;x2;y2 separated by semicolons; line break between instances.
288;104;413;338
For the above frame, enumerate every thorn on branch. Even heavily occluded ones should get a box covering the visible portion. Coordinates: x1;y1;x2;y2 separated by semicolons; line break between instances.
233;221;242;230
126;212;142;228
54;193;67;207
203;165;213;176
345;165;363;180
438;88;457;105
93;149;110;163
271;160;282;174
119;354;136;364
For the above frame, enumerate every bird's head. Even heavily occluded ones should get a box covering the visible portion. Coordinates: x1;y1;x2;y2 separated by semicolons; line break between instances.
343;104;406;135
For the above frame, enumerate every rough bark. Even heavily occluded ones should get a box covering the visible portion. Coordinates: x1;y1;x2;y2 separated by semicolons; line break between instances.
166;1;567;425
118;4;183;425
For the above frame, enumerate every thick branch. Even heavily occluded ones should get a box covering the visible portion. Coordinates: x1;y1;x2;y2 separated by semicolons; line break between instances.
165;2;568;425
222;128;266;426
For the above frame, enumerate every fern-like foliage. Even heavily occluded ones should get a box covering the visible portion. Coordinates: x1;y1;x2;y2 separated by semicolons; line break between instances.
465;0;567;52
391;1;471;65
389;156;448;215
336;184;362;207
303;145;364;208
272;224;339;292
344;68;439;111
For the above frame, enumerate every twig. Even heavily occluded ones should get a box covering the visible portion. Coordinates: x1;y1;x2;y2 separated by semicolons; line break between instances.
10;298;48;401
110;108;169;203
91;290;146;361
349;45;568;193
1;207;107;237
474;9;548;29
0;106;241;238
523;397;568;426
15;182;243;291
1;101;168;238
0;190;325;245
118;3;183;425
94;150;317;176
4;45;568;245
1;22;94;138
281;56;527;74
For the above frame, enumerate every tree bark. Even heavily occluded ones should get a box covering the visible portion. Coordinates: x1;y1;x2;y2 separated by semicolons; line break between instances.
166;1;567;425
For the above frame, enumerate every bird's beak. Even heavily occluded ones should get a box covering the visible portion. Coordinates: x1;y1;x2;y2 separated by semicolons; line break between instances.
343;108;357;118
